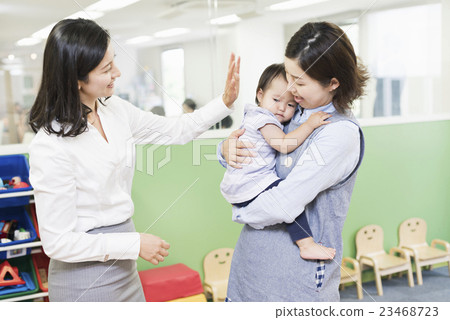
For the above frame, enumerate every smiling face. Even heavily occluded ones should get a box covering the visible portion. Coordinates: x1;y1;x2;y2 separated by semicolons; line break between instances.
399;217;427;246
204;248;234;282
78;43;121;109
284;57;339;110
363;227;377;241
214;251;232;265
257;75;297;123
356;224;384;258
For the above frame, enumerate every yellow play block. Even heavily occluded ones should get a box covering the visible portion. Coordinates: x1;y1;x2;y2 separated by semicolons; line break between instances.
169;293;207;302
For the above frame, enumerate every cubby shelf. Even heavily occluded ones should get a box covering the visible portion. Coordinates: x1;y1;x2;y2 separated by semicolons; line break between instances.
0;175;48;302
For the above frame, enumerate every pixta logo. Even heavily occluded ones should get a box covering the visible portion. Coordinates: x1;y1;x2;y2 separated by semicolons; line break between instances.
126;130;172;176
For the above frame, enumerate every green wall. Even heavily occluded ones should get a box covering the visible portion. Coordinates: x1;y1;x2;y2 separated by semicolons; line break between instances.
344;120;450;259
132;120;450;279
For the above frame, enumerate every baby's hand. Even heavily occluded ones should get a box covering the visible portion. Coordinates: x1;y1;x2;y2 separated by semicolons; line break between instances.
305;111;331;129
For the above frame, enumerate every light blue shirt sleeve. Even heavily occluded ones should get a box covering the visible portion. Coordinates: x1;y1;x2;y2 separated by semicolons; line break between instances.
231;121;361;229
217;140;227;168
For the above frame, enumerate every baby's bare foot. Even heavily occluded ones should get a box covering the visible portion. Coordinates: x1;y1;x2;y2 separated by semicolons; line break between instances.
297;237;336;260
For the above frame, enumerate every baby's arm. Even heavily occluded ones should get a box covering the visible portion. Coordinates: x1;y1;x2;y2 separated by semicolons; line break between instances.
259;111;331;154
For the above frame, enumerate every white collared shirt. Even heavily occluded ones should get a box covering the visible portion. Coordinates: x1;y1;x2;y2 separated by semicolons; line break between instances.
30;95;232;263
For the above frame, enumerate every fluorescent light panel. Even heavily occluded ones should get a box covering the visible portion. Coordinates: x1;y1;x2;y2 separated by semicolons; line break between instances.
66;10;105;20
154;28;190;38
86;0;141;12
210;14;241;25
125;35;153;45
32;23;56;40
267;0;329;11
29;0;140;41
16;37;42;47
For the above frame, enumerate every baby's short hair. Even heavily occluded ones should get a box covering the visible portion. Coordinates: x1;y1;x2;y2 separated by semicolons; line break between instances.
255;63;286;105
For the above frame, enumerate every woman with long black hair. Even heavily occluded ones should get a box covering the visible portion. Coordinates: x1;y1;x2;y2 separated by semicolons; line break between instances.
29;18;239;302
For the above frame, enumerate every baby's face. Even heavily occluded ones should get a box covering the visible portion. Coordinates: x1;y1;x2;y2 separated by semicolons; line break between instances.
258;76;297;123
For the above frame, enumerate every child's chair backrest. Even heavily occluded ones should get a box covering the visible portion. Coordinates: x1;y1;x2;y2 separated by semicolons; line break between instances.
203;248;234;282
398;217;427;247
356;224;385;259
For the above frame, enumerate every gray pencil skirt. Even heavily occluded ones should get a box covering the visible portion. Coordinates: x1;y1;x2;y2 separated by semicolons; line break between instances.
48;219;145;302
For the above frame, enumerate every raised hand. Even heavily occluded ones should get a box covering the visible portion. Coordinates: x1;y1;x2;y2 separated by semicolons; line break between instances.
222;53;240;108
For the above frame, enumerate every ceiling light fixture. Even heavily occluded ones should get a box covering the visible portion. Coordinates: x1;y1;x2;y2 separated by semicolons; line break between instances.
86;0;141;12
16;38;42;47
267;0;329;11
30;10;103;41
66;10;105;20
30;1;140;41
32;23;57;40
210;14;242;25
154;28;190;38
125;35;153;45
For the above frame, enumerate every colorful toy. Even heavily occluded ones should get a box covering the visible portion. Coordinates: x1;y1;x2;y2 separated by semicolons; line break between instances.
10;176;30;189
14;228;31;241
0;260;26;287
0;220;13;239
1;219;18;240
0;176;30;190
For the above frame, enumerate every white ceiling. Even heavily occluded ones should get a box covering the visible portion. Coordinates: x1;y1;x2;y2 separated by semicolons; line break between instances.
0;0;423;66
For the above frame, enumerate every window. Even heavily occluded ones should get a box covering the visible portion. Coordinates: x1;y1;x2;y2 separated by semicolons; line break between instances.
359;4;442;119
161;48;185;117
338;22;361;117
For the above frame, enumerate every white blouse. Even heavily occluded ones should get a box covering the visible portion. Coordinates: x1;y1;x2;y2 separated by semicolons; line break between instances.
29;95;232;263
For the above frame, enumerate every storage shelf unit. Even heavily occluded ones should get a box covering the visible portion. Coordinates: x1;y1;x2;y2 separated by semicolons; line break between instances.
0;150;48;301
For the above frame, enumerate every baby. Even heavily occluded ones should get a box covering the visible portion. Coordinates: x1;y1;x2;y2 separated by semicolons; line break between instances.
221;63;335;260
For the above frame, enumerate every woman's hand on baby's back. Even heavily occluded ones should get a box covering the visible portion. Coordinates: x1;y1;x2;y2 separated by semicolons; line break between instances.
222;128;256;169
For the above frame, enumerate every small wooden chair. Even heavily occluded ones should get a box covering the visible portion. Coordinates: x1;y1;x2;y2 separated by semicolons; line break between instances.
203;248;234;302
339;257;363;300
356;224;414;296
398;217;450;285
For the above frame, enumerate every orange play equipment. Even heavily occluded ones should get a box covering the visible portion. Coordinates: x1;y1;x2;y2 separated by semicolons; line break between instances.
0;260;26;287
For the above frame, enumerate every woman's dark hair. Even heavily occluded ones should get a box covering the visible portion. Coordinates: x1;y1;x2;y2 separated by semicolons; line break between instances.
285;22;369;113
29;19;110;137
255;63;287;105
